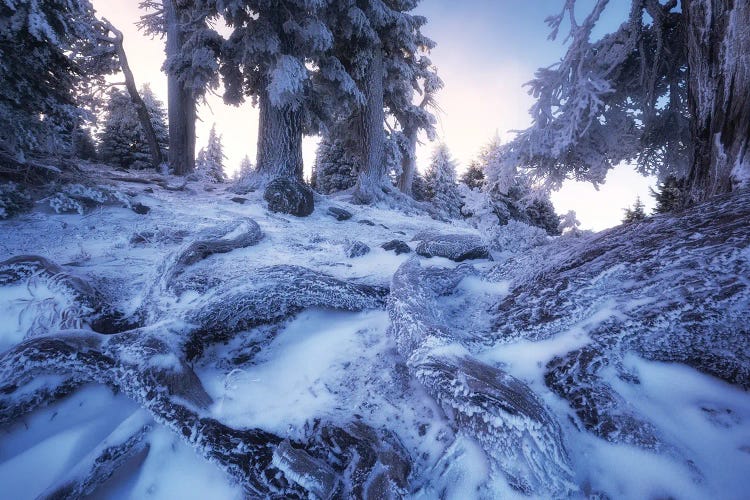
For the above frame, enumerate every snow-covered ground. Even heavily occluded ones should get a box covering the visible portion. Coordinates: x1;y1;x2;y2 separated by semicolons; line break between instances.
0;165;748;499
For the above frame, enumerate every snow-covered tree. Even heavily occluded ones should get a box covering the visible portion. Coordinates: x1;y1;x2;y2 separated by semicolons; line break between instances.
195;124;226;183
312;136;358;194
460;161;485;190
425;145;462;218
99;86;169;170
322;0;439;203
461;137;560;235
0;0;113;159
139;1;221;175
650;175;686;214
622;196;647;224
199;1;342;187
503;0;749;205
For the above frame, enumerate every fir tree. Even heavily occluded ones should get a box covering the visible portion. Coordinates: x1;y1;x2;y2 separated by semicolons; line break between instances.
0;0;114;158
622;197;647;224
235;155;254;182
650;176;686;214
461;161;486;190
99;86;168;170
312;137;357;194
425;145;462;218
195;124;226;183
503;0;750;204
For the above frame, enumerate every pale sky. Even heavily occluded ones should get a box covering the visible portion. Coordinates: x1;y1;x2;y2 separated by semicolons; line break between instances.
90;0;655;231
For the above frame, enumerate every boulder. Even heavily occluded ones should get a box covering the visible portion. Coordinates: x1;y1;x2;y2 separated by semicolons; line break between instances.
415;233;491;262
381;240;411;255
345;241;370;258
327;206;353;221
263;178;314;217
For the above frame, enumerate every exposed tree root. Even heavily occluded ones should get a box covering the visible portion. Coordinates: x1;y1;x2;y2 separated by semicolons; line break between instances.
389;258;577;497
0;221;408;497
0;255;133;334
185;264;389;359
38;410;152;500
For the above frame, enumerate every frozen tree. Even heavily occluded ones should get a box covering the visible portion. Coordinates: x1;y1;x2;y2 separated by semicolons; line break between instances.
195;124;226;183
71;125;98;161
0;0;115;160
234;155;254;182
622;196;647;223
460;160;486;190
99;86;169;170
311;137;358;194
650;175;686;214
503;0;750;205
462;137;560;235
425;144;462;218
322;0;439;203
559;210;581;234
200;1;344;188
139;1;221;175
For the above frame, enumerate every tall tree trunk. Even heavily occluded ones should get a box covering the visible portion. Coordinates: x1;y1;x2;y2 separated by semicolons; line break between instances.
397;127;418;195
103;19;164;169
255;90;304;182
684;0;750;203
352;47;388;204
164;0;196;176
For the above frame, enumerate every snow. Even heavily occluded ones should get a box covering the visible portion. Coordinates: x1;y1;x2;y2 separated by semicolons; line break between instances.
0;162;748;498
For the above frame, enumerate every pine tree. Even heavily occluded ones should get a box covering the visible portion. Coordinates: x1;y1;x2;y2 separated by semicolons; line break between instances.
139;1;221;175
99;86;169;170
461;161;486;190
0;0;113;158
503;0;750;204
235;155;254;182
311;137;358;194
195;124;226;183
425;145;462;218
650;176;686;214
622;197;647;224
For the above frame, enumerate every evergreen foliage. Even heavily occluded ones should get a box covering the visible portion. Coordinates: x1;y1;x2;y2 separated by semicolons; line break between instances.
99;86;168;170
425;145;462;218
195;124;226;183
0;0;114;157
312;137;358;194
650;176;686;214
461;161;486;190
622;196;647;224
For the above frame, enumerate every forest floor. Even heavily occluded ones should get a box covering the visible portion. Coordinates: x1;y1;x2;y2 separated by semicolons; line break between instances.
0;162;748;499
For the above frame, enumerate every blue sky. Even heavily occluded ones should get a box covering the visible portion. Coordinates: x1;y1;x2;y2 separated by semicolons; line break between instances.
91;0;653;230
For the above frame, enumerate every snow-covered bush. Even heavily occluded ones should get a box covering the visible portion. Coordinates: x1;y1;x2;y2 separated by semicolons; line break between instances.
488;219;549;254
0;182;33;219
47;184;131;215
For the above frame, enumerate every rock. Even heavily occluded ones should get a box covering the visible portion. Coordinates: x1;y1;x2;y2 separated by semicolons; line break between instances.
415;233;491;262
131;203;151;215
143;187;154;194
263;178;314;217
230;196;247;204
327;206;353;221
357;219;376;226
382;240;411;255
345;241;370;258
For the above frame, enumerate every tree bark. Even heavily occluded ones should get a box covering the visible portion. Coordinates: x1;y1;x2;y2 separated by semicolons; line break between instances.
103;19;165;169
164;0;196;176
353;46;388;204
255;90;304;182
684;0;750;202
397;128;418;195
